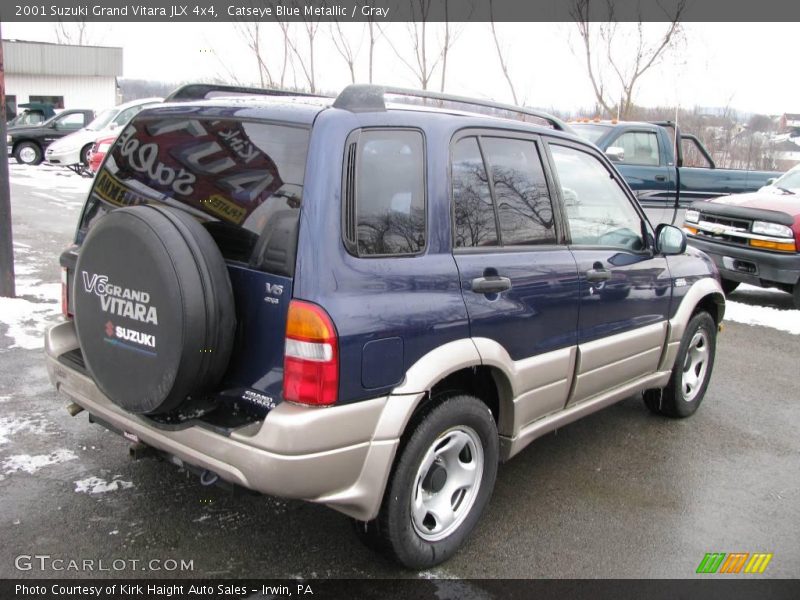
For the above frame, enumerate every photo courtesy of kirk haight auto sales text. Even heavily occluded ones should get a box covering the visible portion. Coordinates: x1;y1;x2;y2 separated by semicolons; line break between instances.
15;583;315;596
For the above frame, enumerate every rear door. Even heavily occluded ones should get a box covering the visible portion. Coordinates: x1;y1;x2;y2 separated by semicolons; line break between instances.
451;131;579;426
77;113;311;411
545;140;672;406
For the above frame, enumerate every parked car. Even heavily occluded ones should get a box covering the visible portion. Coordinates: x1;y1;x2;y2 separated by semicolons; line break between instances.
572;120;781;208
46;84;725;569
7;108;95;165
684;163;800;306
87;134;116;174
45;98;162;170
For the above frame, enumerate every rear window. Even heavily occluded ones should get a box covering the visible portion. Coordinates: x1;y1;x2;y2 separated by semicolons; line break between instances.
571;124;611;145
80;116;309;272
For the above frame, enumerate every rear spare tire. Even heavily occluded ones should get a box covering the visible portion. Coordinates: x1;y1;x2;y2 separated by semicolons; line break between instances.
73;205;236;415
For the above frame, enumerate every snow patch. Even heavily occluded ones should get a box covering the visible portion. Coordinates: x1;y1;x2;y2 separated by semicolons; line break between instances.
9;164;93;199
724;285;800;335
74;476;134;494
2;449;78;475
0;415;49;445
0;275;61;350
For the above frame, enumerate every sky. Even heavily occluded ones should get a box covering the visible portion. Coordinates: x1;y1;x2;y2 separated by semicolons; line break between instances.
2;21;796;116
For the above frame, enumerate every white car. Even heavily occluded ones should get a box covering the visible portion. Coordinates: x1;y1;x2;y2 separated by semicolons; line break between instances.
758;163;800;194
45;97;162;168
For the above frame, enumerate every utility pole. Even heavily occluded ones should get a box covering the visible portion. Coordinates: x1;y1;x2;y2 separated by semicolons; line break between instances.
0;22;15;298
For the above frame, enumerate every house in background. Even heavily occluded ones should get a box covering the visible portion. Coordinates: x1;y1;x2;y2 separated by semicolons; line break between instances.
2;39;123;119
778;113;800;136
772;139;800;172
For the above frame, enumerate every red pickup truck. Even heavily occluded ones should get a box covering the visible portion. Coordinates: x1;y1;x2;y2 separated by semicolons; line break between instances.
683;164;800;307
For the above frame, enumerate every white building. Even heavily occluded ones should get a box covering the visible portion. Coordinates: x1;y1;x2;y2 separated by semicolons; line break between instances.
2;39;123;118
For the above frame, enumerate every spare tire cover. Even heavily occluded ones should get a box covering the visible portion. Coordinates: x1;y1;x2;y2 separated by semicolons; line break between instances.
74;205;236;414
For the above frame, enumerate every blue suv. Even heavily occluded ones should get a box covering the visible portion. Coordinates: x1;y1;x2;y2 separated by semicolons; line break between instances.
46;84;725;568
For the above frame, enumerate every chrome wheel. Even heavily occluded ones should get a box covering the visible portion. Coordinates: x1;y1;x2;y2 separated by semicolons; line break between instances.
18;145;37;164
681;329;710;402
411;425;484;542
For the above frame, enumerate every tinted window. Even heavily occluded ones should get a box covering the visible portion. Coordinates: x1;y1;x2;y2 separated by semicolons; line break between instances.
82;116;309;266
353;130;425;256
482;137;556;246
550;144;644;250
613;131;660;166
452;137;497;248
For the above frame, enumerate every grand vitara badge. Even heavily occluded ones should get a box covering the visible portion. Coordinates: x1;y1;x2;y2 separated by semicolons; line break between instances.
81;271;159;325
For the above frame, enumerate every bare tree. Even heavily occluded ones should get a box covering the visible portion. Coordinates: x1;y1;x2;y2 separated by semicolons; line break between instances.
380;1;457;91
54;21;94;45
570;0;686;119
276;21;293;88
284;3;320;93
488;0;519;105
439;1;451;92
235;21;274;87
366;17;381;83
330;22;362;84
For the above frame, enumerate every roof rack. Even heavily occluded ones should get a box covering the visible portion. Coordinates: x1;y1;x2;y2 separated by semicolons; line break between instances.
164;83;325;103
333;84;572;132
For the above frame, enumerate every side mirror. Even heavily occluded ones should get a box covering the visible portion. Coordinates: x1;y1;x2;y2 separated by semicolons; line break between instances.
605;146;624;162
50;121;60;130
109;121;118;130
765;177;776;186
655;224;687;255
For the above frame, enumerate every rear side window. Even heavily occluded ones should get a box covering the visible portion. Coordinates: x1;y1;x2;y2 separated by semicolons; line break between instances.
81;116;309;272
452;135;556;248
452;137;497;248
343;129;426;256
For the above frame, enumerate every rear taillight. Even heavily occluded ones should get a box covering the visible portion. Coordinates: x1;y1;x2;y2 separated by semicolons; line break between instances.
61;267;72;318
283;300;338;406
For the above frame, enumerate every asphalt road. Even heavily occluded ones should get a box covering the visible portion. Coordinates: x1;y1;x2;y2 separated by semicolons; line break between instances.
0;164;797;580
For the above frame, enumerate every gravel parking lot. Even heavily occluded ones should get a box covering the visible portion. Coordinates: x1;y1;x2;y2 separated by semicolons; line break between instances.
1;164;798;579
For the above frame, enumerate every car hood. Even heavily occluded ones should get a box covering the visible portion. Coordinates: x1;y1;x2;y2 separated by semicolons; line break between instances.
7;123;49;136
708;191;800;218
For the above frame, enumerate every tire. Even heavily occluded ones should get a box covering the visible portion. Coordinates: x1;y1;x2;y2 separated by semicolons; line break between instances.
793;284;800;310
73;205;236;415
644;311;716;418
80;143;93;167
720;279;739;295
14;141;42;165
358;395;498;569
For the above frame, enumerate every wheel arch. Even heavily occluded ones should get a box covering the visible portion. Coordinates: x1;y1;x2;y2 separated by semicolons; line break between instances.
376;339;515;443
13;138;41;154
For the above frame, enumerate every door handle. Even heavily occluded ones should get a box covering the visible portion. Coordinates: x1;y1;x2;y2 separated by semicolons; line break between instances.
654;175;667;182
471;276;512;294
585;268;612;282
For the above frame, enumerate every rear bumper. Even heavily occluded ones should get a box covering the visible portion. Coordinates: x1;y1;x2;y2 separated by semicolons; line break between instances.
687;236;800;287
45;320;400;521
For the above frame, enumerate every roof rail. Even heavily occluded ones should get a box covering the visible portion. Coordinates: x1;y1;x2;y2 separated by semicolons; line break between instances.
164;83;325;103
333;84;572;133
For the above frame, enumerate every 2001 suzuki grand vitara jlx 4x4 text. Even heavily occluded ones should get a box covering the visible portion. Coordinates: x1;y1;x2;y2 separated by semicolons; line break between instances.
46;84;725;568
